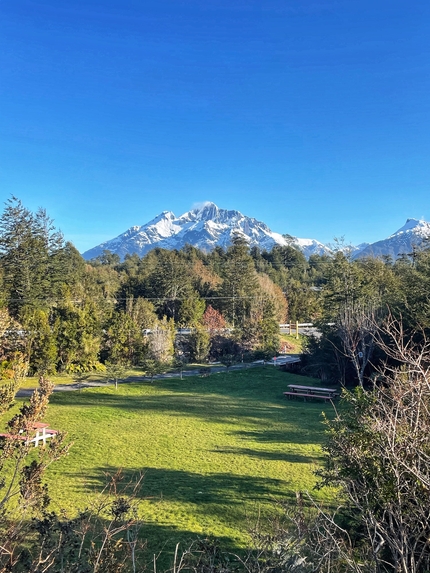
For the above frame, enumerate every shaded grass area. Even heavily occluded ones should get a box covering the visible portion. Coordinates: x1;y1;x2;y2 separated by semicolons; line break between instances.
40;367;335;565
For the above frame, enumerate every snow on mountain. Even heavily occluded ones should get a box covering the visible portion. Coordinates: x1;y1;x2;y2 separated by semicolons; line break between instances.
354;219;430;260
293;237;331;258
82;205;430;263
82;202;323;260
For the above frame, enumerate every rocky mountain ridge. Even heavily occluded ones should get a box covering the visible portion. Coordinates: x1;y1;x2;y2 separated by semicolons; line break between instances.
82;204;430;261
82;202;327;260
353;219;430;259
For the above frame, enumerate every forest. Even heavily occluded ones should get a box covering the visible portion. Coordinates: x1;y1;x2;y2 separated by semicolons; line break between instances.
1;197;429;384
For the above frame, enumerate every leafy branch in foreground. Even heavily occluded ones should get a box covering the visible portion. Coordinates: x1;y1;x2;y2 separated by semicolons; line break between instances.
30;470;145;573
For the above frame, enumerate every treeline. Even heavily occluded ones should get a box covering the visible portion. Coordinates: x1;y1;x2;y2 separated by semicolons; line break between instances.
1;197;429;382
301;243;430;385
0;197;317;375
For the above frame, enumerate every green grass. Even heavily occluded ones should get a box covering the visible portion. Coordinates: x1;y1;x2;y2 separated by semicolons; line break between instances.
33;367;335;563
280;334;305;354
19;374;76;389
19;365;226;389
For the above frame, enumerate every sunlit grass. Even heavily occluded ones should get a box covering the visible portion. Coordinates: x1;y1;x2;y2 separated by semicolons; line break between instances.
280;333;305;353
20;364;228;390
33;367;334;562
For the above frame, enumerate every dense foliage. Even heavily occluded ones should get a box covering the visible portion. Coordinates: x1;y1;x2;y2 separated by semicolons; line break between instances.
1;197;429;383
0;198;316;375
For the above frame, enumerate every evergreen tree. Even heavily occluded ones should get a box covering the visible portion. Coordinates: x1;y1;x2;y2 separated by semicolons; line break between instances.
218;235;258;328
53;301;101;373
188;325;210;363
0;198;63;317
177;292;206;326
22;309;57;375
258;298;281;357
147;250;193;320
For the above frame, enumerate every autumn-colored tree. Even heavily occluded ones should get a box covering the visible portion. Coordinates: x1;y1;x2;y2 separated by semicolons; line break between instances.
202;305;226;332
256;273;288;323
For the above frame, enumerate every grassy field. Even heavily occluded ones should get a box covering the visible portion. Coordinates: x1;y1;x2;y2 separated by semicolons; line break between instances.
279;333;306;353
30;367;335;564
20;365;222;389
21;369;141;389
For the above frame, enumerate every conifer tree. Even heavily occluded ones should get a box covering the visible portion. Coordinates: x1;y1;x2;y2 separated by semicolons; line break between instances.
218;235;258;328
0;197;64;318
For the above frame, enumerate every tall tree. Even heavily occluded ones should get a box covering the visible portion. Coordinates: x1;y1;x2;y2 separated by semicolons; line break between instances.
147;250;192;320
0;198;64;318
22;308;58;375
177;292;206;326
53;301;101;373
218;235;258;328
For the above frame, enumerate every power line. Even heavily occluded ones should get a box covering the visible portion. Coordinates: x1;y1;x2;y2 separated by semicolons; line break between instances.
2;294;286;303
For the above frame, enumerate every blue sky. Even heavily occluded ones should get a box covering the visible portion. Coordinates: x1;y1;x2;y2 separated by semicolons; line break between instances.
1;0;430;252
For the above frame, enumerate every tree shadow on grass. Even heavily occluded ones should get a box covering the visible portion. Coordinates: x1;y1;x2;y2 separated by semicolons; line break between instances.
212;446;324;464
64;465;297;565
233;423;327;445
49;367;326;412
69;465;294;506
49;387;331;446
137;521;243;572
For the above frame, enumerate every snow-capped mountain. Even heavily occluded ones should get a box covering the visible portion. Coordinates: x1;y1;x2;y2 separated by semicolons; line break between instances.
82;202;327;260
351;243;371;257
353;219;430;260
293;237;331;258
82;204;430;263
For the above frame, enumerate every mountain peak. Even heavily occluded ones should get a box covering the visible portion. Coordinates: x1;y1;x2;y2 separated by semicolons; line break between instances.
84;204;430;262
83;203;299;260
392;218;428;237
188;202;220;221
147;210;176;226
354;218;430;260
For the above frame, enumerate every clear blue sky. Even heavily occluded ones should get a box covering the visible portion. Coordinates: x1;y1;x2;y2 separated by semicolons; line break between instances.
1;0;430;252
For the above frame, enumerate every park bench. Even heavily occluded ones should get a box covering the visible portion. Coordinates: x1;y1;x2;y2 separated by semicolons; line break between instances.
0;422;58;447
284;384;339;402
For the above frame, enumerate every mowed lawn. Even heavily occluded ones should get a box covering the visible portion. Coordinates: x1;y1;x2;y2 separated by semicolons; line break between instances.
41;367;335;560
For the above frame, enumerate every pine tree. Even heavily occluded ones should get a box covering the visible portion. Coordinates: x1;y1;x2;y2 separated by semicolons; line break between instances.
218;235;258;328
0;197;64;318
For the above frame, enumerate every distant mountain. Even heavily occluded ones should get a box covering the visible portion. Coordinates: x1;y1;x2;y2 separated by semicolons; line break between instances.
349;242;369;255
354;219;430;260
82;206;430;262
293;237;332;258
82;202;328;260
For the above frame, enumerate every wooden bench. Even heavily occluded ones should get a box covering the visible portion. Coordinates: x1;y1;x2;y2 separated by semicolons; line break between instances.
0;433;26;441
283;391;337;402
